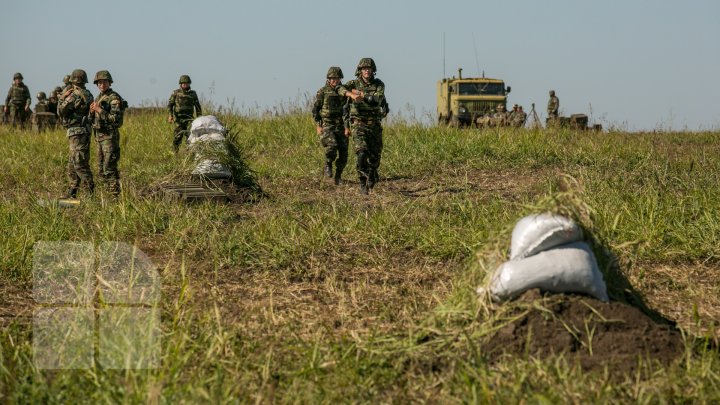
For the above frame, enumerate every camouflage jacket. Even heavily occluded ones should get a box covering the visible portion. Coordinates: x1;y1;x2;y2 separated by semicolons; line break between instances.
90;88;124;133
35;100;49;113
547;96;559;115
5;84;31;108
312;83;346;126
58;85;93;129
338;77;386;121
168;88;201;120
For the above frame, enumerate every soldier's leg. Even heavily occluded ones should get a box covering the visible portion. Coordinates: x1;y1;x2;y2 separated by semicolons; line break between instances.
353;123;370;194
173;121;188;152
72;133;94;195
9;106;19;128
103;135;121;195
96;137;107;183
66;136;81;197
321;126;338;178
334;128;349;185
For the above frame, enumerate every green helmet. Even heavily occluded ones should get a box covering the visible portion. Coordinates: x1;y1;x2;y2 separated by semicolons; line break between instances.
37;91;47;100
13;72;23;80
93;70;113;84
326;66;343;79
179;75;191;84
63;75;71;85
355;58;377;76
549;90;555;96
70;69;88;85
53;86;62;94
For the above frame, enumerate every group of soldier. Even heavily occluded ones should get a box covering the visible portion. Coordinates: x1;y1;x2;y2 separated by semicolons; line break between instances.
311;57;388;195
476;104;528;128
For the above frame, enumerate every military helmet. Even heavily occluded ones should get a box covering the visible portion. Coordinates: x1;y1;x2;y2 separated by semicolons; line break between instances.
355;58;377;75
326;66;343;79
70;69;88;85
549;90;555;96
63;75;71;85
53;86;62;94
37;91;47;100
13;72;23;80
179;75;192;84
93;70;113;84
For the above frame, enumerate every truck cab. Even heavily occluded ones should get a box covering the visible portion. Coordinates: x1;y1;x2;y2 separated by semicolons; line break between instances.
437;68;510;126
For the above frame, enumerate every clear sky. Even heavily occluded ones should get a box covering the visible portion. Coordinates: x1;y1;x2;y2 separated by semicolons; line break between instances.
2;0;718;130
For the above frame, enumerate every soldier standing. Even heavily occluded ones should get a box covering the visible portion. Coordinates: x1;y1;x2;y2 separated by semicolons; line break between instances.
58;69;94;198
90;70;125;196
515;105;528;128
312;66;349;185
338;58;387;195
4;73;31;129
547;90;559;121
48;87;61;117
168;75;202;152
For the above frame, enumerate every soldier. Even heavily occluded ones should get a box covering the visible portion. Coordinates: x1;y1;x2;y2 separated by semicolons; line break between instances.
168;75;202;152
58;69;94;198
35;92;49;112
312;66;349;185
547;90;559;121
338;58;387;195
48;87;61;117
89;70;125;196
33;92;50;132
514;105;528;128
492;104;508;127
4;73;31;129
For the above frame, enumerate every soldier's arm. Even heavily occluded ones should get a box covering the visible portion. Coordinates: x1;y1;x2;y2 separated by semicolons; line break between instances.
168;91;176;116
24;86;31;109
100;95;124;128
193;93;202;116
5;88;10;106
362;80;385;106
337;81;354;99
311;89;323;127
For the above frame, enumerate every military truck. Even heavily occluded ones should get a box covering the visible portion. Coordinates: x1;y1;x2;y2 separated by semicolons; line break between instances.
437;68;511;126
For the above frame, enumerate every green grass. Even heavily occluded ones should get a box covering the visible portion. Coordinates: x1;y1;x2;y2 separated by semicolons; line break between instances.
1;113;719;403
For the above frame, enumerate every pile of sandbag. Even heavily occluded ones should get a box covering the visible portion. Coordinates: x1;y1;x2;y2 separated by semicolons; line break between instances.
187;115;232;179
481;213;609;302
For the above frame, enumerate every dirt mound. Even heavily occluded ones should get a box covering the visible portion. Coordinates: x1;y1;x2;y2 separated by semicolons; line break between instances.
483;289;684;374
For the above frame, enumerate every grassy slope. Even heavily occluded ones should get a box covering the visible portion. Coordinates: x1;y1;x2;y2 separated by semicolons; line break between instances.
1;113;719;403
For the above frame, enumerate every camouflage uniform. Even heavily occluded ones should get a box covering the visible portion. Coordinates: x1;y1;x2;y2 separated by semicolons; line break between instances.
492;104;509;127
168;75;201;152
33;92;51;132
58;69;94;198
90;71;124;195
48;87;61;119
338;58;387;194
547;90;559;120
5;73;31;129
312;66;349;185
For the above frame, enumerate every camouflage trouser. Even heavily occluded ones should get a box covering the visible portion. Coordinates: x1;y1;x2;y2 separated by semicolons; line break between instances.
320;122;349;174
9;105;28;129
173;118;192;151
67;129;94;193
351;119;383;184
96;131;121;194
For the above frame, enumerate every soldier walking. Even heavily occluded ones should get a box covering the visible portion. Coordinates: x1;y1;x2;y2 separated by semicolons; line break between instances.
168;75;202;153
4;73;31;129
312;66;349;185
90;70;125;196
58;69;94;199
547;90;559;122
339;58;387;195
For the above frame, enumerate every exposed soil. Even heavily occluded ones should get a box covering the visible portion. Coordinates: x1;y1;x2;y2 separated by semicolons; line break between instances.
483;289;684;375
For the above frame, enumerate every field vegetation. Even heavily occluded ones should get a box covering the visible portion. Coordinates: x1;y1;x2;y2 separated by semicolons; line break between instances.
0;110;719;403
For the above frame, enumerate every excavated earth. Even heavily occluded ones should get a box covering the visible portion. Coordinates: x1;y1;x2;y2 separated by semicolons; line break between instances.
483;289;685;375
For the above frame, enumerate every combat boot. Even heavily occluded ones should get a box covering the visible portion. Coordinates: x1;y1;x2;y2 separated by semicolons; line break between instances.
334;171;342;185
65;188;78;199
368;169;379;189
324;162;333;178
359;176;369;195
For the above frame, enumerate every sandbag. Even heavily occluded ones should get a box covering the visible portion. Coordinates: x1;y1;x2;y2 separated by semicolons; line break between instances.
510;213;582;260
189;115;226;138
489;241;609;302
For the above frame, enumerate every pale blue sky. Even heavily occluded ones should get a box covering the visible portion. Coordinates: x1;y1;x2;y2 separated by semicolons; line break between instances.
2;0;718;130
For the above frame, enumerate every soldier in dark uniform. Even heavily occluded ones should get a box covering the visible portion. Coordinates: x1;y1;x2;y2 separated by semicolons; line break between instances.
547;90;559;121
168;75;202;152
338;58;387;195
58;69;94;198
48;87;61;120
312;66;349;185
4;73;31;129
90;70;125;196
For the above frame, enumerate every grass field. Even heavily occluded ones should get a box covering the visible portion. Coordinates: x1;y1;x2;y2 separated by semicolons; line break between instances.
1;111;719;403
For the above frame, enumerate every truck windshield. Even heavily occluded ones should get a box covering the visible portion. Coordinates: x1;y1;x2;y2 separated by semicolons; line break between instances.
458;83;505;95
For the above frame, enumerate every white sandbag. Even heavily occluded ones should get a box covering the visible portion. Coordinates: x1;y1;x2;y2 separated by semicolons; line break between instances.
489;241;609;302
510;214;582;260
192;159;231;178
188;132;226;146
189;115;226;138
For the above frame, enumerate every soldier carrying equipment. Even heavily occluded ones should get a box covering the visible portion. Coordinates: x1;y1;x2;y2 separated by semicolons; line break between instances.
168;74;202;152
